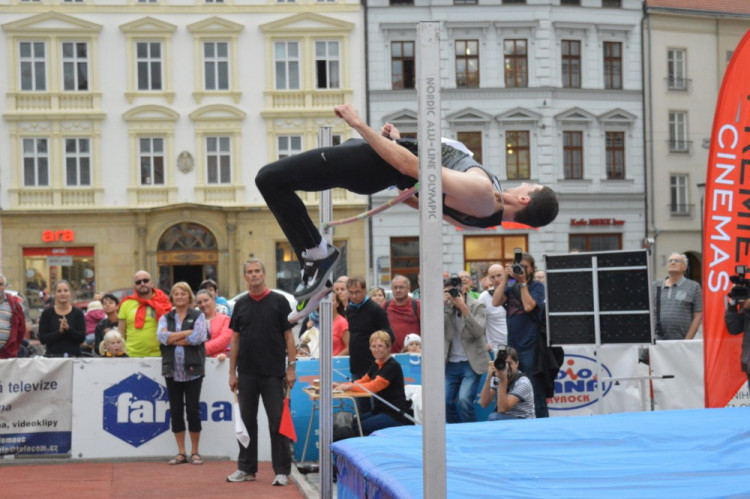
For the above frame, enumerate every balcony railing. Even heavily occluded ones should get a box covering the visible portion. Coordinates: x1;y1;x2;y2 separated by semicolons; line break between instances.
666;77;691;92
668;139;692;153
264;89;352;112
668;203;693;217
10;186;102;209
8;91;101;113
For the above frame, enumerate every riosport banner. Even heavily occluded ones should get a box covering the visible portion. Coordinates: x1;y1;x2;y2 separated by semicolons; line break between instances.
703;29;750;408
0;358;73;456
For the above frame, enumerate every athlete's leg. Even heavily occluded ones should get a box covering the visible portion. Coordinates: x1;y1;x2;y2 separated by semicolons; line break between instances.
256;139;413;260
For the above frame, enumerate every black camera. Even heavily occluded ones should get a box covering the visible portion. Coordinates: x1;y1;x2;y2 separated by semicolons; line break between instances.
729;265;750;302
511;248;525;275
493;348;508;371
444;273;462;298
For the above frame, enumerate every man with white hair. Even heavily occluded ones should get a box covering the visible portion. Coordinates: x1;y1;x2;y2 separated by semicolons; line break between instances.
652;253;702;340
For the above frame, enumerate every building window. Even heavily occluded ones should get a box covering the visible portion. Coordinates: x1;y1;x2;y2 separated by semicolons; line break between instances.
670;174;690;215
605;132;625;179
569;234;622;252
455;40;479;88
65;138;91;186
206;136;231;184
667;48;687;90
62;42;89;91
390;237;419;289
203;42;229;91
561;0;580;5
669;111;688;152
20;41;46;91
274;41;300;90
22;138;49;187
455;0;478;3
136;42;163;91
315;41;340;89
603;41;622;90
504;39;528;88
506;131;530;180
139;137;165;185
464;235;528;285
390;0;414;5
563;131;583;179
276;240;347;293
602;0;621;7
391;41;415;90
457;131;482;165
278;136;302;159
561;40;581;88
503;0;526;3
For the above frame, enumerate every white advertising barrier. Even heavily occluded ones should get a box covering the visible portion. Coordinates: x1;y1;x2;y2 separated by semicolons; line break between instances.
548;344;642;416
0;358;72;456
651;339;705;410
71;357;270;460
727;381;750;407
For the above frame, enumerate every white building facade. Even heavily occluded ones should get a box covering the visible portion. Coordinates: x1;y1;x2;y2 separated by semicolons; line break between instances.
643;0;750;284
366;0;645;288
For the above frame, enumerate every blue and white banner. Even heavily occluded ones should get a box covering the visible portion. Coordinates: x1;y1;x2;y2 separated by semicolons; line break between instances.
0;358;72;456
70;357;258;459
548;344;642;416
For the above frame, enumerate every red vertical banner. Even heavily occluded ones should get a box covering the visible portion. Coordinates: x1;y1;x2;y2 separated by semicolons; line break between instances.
703;30;750;408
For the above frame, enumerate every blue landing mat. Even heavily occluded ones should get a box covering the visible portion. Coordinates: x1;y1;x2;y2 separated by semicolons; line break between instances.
331;407;750;498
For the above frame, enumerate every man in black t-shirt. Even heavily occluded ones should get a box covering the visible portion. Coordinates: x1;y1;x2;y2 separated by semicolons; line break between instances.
227;259;296;487
345;277;394;379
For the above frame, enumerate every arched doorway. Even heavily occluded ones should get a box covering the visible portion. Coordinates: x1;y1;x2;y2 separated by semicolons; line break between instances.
157;223;218;293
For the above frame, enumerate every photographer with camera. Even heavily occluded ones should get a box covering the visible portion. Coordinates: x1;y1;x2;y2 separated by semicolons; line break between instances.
443;272;487;423
479;347;535;420
492;250;548;418
724;265;750;390
652;253;702;340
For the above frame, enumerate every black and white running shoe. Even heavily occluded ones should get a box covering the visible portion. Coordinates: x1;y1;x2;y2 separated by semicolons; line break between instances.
294;245;340;300
288;280;333;323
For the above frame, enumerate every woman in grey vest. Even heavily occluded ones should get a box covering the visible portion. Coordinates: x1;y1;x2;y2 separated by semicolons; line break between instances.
157;282;208;465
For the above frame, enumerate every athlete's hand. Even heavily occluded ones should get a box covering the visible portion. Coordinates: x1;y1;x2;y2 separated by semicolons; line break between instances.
381;123;401;140
334;104;363;128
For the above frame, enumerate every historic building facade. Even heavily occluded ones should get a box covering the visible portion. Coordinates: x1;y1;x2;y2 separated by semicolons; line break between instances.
643;0;750;284
365;0;645;288
0;1;367;305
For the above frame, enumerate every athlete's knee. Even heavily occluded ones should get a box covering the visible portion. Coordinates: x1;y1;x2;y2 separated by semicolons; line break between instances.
255;163;280;193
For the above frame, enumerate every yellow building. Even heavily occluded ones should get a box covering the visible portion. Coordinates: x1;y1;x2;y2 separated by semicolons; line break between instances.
0;3;367;304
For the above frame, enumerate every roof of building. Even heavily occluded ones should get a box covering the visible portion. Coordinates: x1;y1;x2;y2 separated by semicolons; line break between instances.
646;0;750;16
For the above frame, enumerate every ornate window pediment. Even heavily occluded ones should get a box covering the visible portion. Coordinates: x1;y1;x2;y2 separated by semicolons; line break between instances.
496;107;542;126
554;107;597;125
260;12;353;34
598;108;637;125
447;108;493;126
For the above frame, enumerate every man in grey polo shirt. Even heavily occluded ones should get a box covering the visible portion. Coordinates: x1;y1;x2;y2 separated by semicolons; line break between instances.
653;253;702;340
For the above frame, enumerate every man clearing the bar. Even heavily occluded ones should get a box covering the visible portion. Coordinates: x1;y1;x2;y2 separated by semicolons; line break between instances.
255;104;559;306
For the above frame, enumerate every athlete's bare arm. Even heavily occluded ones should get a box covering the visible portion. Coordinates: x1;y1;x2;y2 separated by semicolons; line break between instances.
335;104;498;219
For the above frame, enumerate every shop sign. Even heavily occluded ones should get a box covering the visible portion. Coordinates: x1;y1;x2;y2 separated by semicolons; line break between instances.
570;218;625;226
47;256;74;267
42;230;75;243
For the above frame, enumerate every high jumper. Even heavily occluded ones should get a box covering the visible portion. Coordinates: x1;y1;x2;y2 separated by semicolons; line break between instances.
255;104;559;306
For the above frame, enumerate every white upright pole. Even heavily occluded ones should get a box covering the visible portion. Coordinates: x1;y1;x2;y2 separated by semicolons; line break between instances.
417;22;447;499
317;126;334;498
